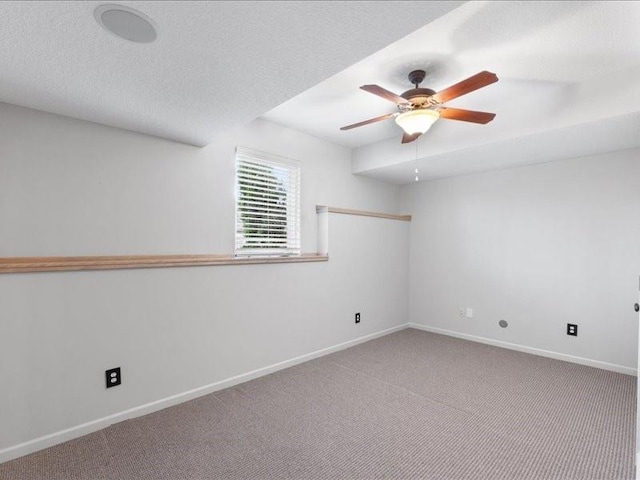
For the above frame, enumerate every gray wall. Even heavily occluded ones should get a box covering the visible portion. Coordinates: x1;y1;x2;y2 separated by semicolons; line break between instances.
0;103;409;457
400;149;640;371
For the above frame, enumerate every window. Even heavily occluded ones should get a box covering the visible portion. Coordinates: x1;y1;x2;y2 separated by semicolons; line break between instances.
235;147;301;257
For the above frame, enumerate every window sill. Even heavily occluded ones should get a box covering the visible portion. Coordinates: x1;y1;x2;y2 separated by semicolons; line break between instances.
0;253;328;274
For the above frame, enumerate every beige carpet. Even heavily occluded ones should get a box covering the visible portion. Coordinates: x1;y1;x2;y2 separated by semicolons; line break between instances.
1;328;635;479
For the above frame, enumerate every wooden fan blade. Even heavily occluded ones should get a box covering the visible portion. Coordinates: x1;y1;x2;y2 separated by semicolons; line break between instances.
432;71;498;104
401;132;422;144
438;107;496;124
360;85;410;105
340;112;397;131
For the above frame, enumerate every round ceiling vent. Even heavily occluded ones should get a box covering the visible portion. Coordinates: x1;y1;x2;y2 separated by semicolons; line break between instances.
95;4;157;43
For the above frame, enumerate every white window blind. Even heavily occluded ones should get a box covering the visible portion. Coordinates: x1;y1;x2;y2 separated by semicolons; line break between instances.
235;147;301;257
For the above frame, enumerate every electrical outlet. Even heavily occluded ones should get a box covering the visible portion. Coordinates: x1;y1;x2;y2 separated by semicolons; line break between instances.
105;367;121;388
567;324;578;337
459;308;465;317
355;312;361;324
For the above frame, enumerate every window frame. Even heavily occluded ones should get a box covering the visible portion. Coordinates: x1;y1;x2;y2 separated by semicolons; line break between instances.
234;146;301;257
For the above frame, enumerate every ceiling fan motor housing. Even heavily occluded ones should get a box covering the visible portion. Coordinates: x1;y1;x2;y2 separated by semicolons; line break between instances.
400;87;437;109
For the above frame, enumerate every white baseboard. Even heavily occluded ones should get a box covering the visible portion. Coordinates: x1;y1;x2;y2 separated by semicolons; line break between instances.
0;323;408;465
5;322;631;465
408;323;636;376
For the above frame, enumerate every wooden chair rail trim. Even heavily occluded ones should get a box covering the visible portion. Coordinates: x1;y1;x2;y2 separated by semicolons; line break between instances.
316;206;411;222
0;206;407;274
0;253;328;274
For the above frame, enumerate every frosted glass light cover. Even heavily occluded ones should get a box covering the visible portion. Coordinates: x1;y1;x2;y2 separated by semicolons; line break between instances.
395;109;440;135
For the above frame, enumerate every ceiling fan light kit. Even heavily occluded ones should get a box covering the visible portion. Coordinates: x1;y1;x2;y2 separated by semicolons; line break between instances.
341;69;499;144
395;109;440;135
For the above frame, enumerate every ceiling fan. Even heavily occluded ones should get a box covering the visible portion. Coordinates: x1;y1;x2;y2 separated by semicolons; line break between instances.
340;70;499;144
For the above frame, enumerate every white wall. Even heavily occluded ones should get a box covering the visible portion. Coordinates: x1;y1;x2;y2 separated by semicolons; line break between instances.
0;103;409;457
400;149;640;371
0;104;400;256
4;100;636;461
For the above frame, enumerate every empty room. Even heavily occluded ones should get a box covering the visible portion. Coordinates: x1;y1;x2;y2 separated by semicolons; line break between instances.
1;1;639;479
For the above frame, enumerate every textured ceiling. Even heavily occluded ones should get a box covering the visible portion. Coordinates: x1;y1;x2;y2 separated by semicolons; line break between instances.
267;1;640;148
1;1;638;184
0;1;461;146
263;1;640;183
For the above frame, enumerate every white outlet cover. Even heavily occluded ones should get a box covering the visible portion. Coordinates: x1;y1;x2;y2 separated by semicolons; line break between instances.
466;308;474;318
